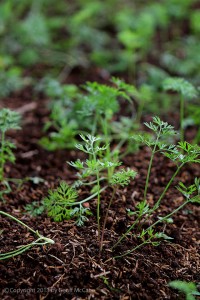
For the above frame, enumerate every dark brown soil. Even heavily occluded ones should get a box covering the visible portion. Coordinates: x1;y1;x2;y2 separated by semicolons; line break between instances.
0;86;200;300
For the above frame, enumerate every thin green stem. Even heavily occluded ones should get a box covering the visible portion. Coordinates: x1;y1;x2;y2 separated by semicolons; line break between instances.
0;236;54;260
0;131;5;181
0;245;33;260
180;95;184;145
152;162;184;211
145;200;188;233
114;200;189;259
0;211;54;260
144;132;160;200
83;177;106;186
114;138;126;153
70;187;107;207
96;170;101;241
136;99;144;124
112;214;141;249
4;178;25;183
0;211;37;235
92;113;98;137
0;244;33;257
101;117;112;180
114;238;151;259
91;141;101;241
140;163;184;228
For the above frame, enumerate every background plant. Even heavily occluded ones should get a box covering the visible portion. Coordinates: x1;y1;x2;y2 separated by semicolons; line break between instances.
163;77;198;144
185;102;200;144
39;79;80;150
0;108;21;180
169;280;200;300
0;108;42;200
1;0;200;99
39;78;142;157
0;108;21;199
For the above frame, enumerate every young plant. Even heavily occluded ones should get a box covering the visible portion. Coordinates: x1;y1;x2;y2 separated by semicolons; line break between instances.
134;118;200;213
0;210;54;260
133;116;177;202
112;118;200;254
169;280;200;300
156;141;200;204
77;79;135;178
117;10;155;82
44;133;137;251
42;134;117;231
68;134;121;237
113;200;150;249
113;177;200;258
113;228;166;259
163;77;198;144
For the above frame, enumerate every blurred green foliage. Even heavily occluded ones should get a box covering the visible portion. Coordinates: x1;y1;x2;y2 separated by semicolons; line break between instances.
0;0;199;144
0;0;199;87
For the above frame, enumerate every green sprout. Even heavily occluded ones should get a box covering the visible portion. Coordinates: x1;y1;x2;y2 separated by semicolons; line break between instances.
133;116;177;202
68;134;120;238
112;117;200;256
114;178;200;258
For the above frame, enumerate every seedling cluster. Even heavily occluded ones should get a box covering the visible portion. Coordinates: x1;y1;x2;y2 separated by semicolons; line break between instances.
0;1;200;297
1;81;200;261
